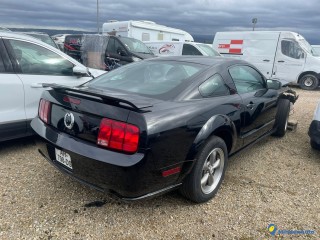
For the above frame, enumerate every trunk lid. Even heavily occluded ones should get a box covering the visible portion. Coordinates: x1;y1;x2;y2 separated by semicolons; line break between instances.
44;84;154;148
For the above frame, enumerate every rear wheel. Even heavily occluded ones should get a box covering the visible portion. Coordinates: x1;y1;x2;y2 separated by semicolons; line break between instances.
299;74;319;90
273;99;290;137
180;136;228;203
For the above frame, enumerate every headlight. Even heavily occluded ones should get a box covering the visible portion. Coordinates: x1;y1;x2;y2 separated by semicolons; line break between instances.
132;57;141;62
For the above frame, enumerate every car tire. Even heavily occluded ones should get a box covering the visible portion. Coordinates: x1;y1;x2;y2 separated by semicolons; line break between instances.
273;99;290;137
180;136;228;203
299;74;319;90
310;140;320;150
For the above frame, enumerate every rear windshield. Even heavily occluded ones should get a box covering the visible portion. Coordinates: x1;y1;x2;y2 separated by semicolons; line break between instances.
86;60;207;100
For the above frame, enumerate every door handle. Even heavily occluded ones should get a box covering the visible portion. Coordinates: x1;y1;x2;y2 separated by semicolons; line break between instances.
278;60;285;63
263;59;270;62
31;83;51;88
246;103;255;110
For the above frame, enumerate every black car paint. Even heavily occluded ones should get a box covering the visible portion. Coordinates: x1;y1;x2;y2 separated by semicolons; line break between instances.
31;56;287;199
309;120;320;147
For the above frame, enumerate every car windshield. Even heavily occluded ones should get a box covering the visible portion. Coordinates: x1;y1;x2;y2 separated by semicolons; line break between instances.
27;34;58;48
120;37;153;55
197;44;221;56
299;39;319;57
85;60;207;99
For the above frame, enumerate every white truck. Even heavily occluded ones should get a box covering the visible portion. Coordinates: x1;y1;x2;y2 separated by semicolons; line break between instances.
102;20;194;42
144;41;221;57
213;31;320;90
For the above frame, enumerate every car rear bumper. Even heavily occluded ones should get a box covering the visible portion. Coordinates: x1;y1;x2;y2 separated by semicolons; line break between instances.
308;120;320;145
31;117;182;200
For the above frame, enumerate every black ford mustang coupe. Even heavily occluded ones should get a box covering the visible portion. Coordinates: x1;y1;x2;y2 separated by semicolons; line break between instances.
31;56;296;203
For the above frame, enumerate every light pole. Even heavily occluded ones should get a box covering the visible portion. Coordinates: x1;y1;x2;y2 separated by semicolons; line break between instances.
97;0;99;34
252;18;257;31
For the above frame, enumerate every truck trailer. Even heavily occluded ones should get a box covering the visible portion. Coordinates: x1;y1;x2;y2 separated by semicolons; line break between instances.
102;20;194;42
213;31;320;90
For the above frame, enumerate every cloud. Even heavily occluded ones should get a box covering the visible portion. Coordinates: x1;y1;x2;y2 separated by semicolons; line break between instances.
1;0;320;43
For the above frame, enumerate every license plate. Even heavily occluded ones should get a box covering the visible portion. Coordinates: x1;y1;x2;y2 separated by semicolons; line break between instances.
55;148;72;169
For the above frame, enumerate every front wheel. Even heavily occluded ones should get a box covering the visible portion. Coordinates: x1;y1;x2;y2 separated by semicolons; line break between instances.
299;74;319;90
273;99;290;137
180;136;228;203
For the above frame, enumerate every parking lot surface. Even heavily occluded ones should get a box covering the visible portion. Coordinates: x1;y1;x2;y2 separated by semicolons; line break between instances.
0;88;319;239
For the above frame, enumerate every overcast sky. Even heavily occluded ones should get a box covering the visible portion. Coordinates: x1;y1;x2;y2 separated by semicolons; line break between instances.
1;0;320;43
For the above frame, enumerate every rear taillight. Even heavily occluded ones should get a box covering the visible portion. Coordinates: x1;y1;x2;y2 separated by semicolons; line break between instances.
97;118;140;154
38;99;51;124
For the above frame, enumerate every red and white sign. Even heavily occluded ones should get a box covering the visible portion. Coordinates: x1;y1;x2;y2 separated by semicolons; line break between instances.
218;40;243;54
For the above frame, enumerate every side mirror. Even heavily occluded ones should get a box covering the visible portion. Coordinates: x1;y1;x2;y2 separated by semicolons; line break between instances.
267;79;282;90
301;52;305;59
73;66;89;77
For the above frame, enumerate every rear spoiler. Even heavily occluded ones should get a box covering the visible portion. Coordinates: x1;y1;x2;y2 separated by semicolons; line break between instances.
42;84;153;112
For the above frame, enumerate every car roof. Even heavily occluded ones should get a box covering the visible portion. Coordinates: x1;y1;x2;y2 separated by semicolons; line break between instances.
16;31;49;36
0;31;88;67
146;55;246;66
0;31;46;45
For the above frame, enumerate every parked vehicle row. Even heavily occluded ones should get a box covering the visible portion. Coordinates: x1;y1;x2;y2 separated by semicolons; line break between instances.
145;41;221;57
0;31;104;142
0;28;317;204
52;33;70;50
31;56;297;203
102;20;194;42
64;34;155;70
213;31;320;90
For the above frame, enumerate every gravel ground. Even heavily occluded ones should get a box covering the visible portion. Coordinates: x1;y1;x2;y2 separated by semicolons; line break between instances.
0;88;319;239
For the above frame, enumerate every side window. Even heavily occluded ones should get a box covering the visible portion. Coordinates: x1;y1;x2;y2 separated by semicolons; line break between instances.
114;39;126;55
142;33;150;41
106;38;116;54
199;74;230;97
229;65;265;94
182;44;202;55
9;40;74;76
281;40;304;59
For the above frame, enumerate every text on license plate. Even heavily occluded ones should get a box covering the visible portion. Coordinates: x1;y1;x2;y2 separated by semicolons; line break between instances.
55;148;72;169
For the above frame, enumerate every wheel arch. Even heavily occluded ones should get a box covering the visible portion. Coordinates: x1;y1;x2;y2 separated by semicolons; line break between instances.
186;114;236;162
298;71;320;84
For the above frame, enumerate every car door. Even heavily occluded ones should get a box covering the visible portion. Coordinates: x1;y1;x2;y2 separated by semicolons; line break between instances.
3;38;92;121
228;65;278;146
0;39;26;140
105;37;131;66
273;39;305;82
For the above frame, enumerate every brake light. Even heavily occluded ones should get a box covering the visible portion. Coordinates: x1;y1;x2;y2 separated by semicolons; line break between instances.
38;99;51;124
97;118;139;154
63;96;81;105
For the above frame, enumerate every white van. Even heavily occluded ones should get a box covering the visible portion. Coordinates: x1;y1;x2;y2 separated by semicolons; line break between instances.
102;20;194;42
213;31;320;89
144;41;221;57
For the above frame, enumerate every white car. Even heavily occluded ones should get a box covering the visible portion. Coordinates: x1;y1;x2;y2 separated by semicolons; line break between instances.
0;31;105;142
